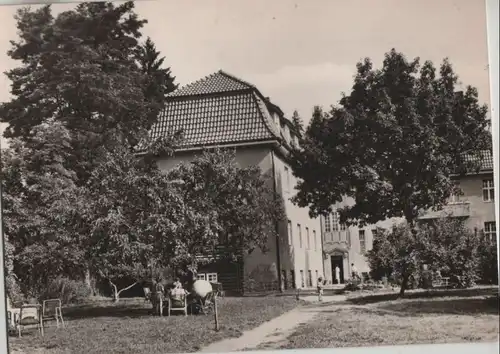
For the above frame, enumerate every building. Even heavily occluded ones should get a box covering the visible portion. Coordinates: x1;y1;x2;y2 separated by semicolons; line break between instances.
321;150;496;284
149;70;324;294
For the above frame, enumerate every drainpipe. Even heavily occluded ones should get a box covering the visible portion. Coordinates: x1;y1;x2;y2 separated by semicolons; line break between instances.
270;149;283;293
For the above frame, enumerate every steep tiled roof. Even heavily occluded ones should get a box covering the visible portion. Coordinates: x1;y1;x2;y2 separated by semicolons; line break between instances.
464;150;494;171
149;84;278;149
166;70;256;98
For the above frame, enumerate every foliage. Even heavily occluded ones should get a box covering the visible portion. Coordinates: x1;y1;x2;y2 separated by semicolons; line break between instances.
290;49;491;296
40;276;91;305
1;122;86;298
418;218;481;288
290;49;491;227
291;110;304;136
368;218;483;292
477;235;498;285
166;149;287;271
80;141;194;300
0;1;176;184
1;2;178;300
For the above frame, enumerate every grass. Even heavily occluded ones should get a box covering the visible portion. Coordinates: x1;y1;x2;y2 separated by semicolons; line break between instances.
279;287;499;349
8;295;302;354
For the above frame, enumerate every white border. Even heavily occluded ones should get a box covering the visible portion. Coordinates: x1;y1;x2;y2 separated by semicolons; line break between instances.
486;0;500;288
0;1;498;354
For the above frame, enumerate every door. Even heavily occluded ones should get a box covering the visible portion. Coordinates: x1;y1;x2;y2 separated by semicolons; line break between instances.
331;255;345;284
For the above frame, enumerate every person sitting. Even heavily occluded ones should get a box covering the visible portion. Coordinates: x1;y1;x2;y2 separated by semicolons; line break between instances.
173;278;182;289
169;282;189;308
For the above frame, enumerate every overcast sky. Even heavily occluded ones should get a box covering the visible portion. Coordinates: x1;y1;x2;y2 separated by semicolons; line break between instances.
0;0;492;148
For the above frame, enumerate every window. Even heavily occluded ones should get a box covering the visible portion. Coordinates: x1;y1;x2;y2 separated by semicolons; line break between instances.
284;166;290;193
332;212;339;231
306;227;310;249
483;179;494;202
372;229;377;238
359;230;366;254
291;270;296;288
313;230;317;250
324;214;331;233
307;270;313;287
300;270;305;288
297;224;302;248
207;273;218;283
484;222;497;242
197;274;206;281
340;223;346;231
287;220;293;246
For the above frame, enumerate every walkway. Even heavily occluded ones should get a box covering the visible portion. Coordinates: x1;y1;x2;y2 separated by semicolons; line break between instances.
200;295;347;353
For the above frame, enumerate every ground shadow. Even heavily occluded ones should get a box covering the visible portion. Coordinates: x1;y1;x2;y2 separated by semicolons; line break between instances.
348;287;498;305
376;296;499;316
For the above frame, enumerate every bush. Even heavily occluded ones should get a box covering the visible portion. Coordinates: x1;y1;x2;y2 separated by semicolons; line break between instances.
40;277;91;304
477;238;498;285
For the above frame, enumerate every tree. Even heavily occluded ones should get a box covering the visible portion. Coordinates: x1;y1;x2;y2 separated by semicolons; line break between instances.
477;233;498;285
366;223;420;290
290;49;491;296
135;37;178;120
1;1;179;298
0;2;176;184
291;110;304;136
81;141;197;301
1;122;85;298
166;149;286;272
368;218;482;290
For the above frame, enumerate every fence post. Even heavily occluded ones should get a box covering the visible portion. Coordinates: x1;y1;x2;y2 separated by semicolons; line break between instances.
214;294;219;331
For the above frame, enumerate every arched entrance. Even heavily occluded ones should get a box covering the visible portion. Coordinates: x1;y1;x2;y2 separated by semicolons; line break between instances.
328;247;348;285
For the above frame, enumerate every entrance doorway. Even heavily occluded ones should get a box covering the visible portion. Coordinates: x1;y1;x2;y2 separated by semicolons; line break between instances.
331;255;344;284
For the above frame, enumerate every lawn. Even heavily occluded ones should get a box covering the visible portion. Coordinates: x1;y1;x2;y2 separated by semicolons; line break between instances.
280;287;499;349
8;295;302;354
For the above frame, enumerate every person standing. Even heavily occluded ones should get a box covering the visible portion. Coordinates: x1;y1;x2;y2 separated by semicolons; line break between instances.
335;266;341;284
317;277;324;302
351;263;359;280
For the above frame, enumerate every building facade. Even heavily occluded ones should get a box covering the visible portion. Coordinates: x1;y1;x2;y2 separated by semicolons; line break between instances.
320;150;496;284
150;70;324;294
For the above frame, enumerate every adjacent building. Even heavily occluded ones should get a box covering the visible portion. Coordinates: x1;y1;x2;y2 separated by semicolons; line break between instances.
150;70;324;294
321;150;496;284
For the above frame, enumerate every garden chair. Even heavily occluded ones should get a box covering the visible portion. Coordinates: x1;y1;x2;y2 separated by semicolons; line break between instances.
167;292;188;317
211;282;225;298
143;287;151;303
42;299;65;329
17;304;43;337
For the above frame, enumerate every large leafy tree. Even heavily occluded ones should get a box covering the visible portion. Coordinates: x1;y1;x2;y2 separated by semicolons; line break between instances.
167;149;287;271
1;122;85;298
81;143;194;301
0;2;176;184
1;1;179;298
290;49;491;295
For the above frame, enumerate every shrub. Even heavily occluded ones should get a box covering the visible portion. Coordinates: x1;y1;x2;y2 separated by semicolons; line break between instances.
477;236;498;285
40;276;91;304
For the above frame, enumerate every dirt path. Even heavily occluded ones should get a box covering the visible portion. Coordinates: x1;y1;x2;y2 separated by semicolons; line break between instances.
200;295;347;353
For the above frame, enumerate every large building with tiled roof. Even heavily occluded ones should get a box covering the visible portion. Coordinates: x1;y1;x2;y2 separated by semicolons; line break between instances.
320;149;496;285
151;70;323;294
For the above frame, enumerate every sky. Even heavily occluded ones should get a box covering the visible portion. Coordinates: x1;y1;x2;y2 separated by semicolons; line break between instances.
0;0;492;148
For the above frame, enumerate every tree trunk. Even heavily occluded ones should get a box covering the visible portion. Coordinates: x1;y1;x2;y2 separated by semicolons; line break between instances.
84;267;96;296
399;272;409;298
109;280;138;302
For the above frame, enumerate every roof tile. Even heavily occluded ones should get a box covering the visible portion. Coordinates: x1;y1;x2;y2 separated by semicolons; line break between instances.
150;91;275;149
